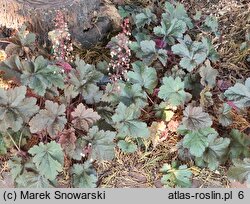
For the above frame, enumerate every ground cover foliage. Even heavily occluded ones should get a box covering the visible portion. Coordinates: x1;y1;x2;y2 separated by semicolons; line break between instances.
0;0;249;187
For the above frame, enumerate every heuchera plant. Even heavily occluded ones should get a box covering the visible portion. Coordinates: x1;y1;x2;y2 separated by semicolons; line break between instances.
0;1;249;188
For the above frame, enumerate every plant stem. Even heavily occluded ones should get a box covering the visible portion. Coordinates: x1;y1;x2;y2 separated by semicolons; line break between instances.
146;93;154;104
6;131;21;152
18;130;24;149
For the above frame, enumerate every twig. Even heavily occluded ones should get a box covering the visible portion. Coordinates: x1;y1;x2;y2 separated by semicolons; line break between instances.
146;93;154;104
6;131;21;152
0;40;11;44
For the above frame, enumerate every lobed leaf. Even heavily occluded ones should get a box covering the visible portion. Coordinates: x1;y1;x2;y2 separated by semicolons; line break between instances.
21;56;64;96
224;78;250;109
71;162;97;188
29;100;66;137
228;129;250;159
158;76;189;106
71;103;101;132
135;8;156;28
164;2;193;29
0;86;39;132
172;35;207;72
59;128;77;157
182;128;218;157
160;163;192;187
68;58;103;101
84;126;116;160
127;61;157;94
118;140;137;153
16;172;52;188
199;60;218;88
112;103;149;138
154;18;187;44
28;141;64;180
196;134;230;170
228;158;250;184
182;105;212;131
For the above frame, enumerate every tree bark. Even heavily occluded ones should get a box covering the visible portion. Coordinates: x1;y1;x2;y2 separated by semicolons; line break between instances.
0;0;112;48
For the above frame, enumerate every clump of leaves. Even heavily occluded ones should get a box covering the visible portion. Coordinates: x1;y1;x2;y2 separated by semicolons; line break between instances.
29;100;67;137
0;86;39;132
5;25;36;56
224;77;250;109
28;141;64;180
158;76;191;106
171;35;208;72
71;162;98;188
112;103;149;138
71;103;101;132
181;105;212;131
68;57;103;103
160;162;192;187
228;158;250;185
21;56;65;96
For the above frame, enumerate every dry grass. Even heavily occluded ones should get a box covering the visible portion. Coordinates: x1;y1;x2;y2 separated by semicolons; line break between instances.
95;139;177;188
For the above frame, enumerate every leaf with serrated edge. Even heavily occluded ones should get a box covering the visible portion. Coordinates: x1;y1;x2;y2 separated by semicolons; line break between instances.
228;158;250;184
68;57;103;97
199;60;218;87
164;2;193;29
228;129;250;159
84;126;115;160
71;103;101;132
172;35;207;72
71;162;97;188
16;171;52;188
127;61;157;94
28;141;64;180
218;103;233;127
135;8;156;28
158;76;188;106
21;56;64;96
119;83;148;108
160;163;192;187
0;135;7;155
183;128;218;157
8;156;23;180
224;77;250;108
112;103;149;138
0;86;39;132
29;100;66;136
198;134;230;170
118;140;137;153
182;105;212;130
59;128;77;157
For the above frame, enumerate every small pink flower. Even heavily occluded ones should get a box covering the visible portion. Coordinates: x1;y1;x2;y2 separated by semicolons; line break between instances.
155;38;166;48
56;61;72;73
153;88;160;97
227;101;238;110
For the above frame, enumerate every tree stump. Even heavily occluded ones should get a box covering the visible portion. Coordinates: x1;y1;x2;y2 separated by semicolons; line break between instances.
0;0;113;48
